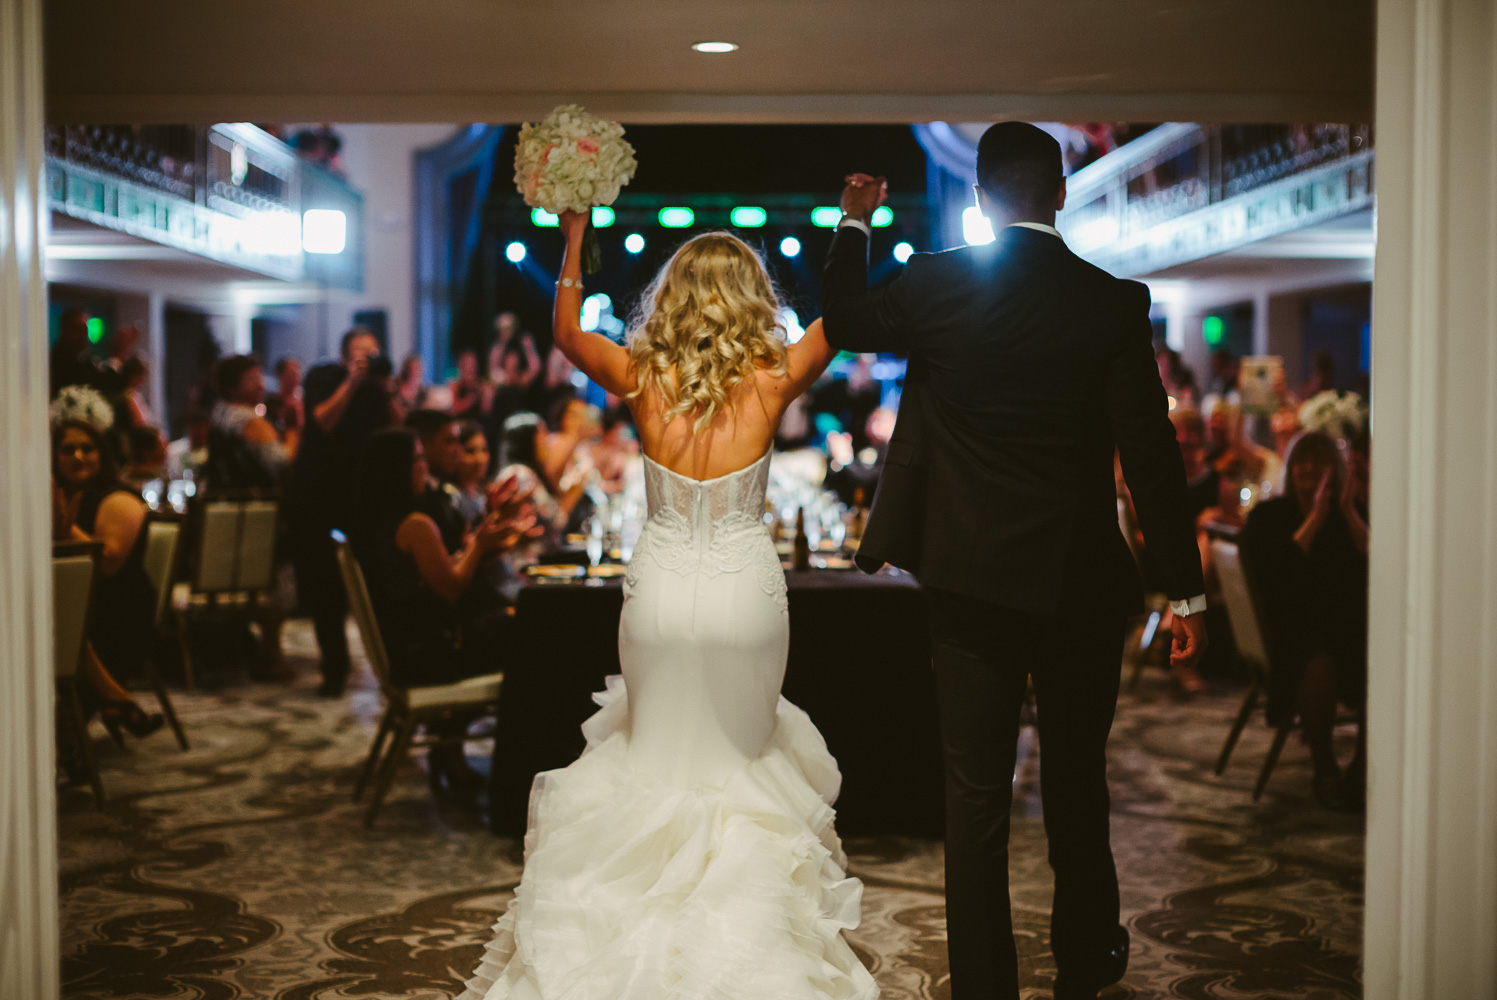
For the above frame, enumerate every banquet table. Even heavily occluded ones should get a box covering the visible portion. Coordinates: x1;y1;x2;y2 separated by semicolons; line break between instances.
487;567;944;839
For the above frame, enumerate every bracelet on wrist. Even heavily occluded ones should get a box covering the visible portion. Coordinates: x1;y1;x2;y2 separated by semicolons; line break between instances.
557;277;583;290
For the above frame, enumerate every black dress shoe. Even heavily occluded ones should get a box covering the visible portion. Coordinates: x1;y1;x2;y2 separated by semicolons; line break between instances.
1054;925;1130;1000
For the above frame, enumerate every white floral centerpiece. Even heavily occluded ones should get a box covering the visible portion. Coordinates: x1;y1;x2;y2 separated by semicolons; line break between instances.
514;104;638;273
50;384;114;431
1297;389;1367;441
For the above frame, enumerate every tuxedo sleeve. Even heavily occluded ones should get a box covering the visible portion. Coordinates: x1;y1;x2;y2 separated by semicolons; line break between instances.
821;226;917;353
1106;280;1206;602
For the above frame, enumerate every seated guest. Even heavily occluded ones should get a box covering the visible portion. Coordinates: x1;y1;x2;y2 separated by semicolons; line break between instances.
405;408;470;548
206;355;287;489
50;308;111;398
113;356;153;430
396;353;429;413
448;349;484;420
121;425;169;493
264;356;304;455
592;406;638;492
528;344;578;420
349;429;534;794
453;421;492;528
497;412;585;542
1242;430;1369;808
484;337;537;456
166;412;210;481
1170;408;1216;521
541;396;591;492
50;413;164;741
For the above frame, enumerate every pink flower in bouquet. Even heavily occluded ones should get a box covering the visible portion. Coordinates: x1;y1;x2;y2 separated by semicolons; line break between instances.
576;138;600;156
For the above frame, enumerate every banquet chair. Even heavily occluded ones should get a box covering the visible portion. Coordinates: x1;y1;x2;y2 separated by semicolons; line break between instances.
176;489;281;688
53;540;106;807
142;520;190;750
334;536;504;828
1210;538;1289;799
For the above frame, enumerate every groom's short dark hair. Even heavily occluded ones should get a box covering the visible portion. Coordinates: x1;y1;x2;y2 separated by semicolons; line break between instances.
976;122;1063;214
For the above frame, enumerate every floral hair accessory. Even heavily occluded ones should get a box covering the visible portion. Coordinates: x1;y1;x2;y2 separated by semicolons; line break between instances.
1297;389;1367;441
50;384;114;432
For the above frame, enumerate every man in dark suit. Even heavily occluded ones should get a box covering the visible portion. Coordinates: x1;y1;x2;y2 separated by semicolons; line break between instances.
822;122;1208;1000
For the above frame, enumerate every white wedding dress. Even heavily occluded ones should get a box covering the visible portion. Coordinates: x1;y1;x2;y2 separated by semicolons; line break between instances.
458;449;879;1000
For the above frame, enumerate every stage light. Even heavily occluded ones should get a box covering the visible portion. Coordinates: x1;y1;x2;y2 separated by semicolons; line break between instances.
581;293;611;332
659;207;694;228
780;237;801;257
531;208;559;227
505;242;527;263
962;206;996;246
872;206;894;227
625;233;645;253
302;209;347;254
591;206;616;227
691;41;739;53
810;206;842;228
1202;315;1225;346
86;317;104;343
731;206;768;228
893;242;914;263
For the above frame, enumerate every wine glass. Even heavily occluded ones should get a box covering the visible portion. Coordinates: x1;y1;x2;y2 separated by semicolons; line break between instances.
585;516;604;568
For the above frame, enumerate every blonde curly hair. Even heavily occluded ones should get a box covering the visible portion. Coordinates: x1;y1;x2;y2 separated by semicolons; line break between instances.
626;232;789;431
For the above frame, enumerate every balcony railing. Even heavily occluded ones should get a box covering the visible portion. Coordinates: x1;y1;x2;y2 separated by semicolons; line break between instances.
45;123;363;289
1057;123;1373;276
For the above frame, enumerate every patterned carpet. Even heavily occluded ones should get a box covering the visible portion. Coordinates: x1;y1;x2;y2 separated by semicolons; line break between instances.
57;620;1363;999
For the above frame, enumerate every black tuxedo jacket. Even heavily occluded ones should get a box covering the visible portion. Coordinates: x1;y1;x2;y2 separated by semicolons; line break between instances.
822;224;1204;616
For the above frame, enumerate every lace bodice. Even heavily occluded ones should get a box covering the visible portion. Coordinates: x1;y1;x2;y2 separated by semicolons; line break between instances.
626;450;786;611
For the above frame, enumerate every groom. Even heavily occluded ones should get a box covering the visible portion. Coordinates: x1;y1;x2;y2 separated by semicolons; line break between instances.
822;122;1208;1000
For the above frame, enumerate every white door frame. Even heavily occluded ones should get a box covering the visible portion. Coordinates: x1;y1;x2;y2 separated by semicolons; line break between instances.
6;1;1497;998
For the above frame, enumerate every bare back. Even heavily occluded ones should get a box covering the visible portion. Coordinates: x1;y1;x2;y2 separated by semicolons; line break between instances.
629;368;792;481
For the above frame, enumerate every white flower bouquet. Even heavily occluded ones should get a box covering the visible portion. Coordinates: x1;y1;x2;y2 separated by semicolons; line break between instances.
514;104;638;273
50;384;114;431
1297;389;1367;441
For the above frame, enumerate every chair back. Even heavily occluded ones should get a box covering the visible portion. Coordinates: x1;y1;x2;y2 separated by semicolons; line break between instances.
143;520;182;631
189;490;280;593
333;537;397;698
1210;539;1272;669
52;543;100;680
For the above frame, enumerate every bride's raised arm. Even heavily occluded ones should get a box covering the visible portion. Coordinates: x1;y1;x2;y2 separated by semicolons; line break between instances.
764;316;836;406
553;210;636;398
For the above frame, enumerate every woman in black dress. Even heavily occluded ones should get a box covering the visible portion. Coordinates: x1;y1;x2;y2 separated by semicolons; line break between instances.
1242;430;1369;807
52;418;164;742
349;429;536;795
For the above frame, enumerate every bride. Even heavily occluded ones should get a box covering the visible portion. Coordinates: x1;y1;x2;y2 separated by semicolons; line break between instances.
457;210;878;1000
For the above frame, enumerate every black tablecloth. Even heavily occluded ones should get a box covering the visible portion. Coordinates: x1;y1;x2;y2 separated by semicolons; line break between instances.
488;569;944;839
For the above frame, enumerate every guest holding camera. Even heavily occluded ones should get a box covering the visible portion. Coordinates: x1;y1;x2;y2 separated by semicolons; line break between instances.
288;328;400;697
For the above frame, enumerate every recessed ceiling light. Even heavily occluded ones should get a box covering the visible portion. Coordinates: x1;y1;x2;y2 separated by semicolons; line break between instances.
691;41;738;53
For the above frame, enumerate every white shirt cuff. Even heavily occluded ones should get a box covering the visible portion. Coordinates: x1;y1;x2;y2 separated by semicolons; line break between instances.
1170;594;1208;617
836;217;871;237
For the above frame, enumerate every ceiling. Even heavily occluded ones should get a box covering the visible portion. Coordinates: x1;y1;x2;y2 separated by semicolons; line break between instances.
44;0;1373;124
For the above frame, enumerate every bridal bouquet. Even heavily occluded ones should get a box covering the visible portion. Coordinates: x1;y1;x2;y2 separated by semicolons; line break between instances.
1298;389;1367;441
514;104;637;273
50;384;114;431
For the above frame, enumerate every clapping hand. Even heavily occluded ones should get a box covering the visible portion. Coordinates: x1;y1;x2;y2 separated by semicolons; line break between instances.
51;476;81;541
1311;468;1336;522
840;173;888;225
487;469;537;521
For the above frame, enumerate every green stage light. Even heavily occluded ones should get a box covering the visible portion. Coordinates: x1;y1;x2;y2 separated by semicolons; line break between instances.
86;317;104;344
1202;315;1225;346
531;208;559;227
659;207;694;228
810;206;842;227
591;207;616;227
871;206;894;227
731;206;768;228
